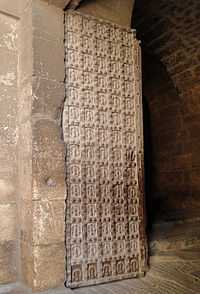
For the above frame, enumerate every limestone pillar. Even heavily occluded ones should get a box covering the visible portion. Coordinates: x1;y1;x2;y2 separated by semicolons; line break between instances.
18;0;66;290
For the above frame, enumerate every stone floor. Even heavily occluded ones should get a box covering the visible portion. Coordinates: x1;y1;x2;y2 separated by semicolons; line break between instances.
2;250;200;294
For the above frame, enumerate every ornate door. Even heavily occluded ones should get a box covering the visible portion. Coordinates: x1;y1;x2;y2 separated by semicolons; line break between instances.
63;11;147;288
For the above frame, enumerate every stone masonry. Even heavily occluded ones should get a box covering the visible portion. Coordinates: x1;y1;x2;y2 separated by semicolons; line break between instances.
0;11;18;284
0;0;135;292
134;0;200;221
18;0;66;290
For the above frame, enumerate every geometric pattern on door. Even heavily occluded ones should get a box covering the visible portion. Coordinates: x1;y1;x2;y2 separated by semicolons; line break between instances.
63;11;147;288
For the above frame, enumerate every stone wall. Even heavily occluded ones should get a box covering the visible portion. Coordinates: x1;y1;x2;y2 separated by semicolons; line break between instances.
78;0;134;27
18;0;66;290
142;51;187;223
0;0;66;291
31;0;65;290
0;11;18;284
134;0;200;222
18;0;34;288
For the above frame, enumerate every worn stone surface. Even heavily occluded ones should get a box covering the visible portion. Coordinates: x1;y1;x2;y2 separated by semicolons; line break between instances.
0;204;17;242
0;0;21;18
20;201;33;243
19;1;33;83
0;10;18;285
0;179;16;203
32;119;65;201
33;244;65;291
0;241;17;284
32;77;65;120
78;0;134;27
18;0;34;287
21;241;33;288
41;0;83;10
0;50;17;87
33;37;64;81
0;13;18;51
33;200;65;245
11;0;66;290
33;0;64;41
19;0;66;291
41;0;71;9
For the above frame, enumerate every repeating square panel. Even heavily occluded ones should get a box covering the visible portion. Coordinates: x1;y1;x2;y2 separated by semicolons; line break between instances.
66;31;82;50
110;26;122;43
67;87;80;106
66;13;82;32
97;57;109;75
82;17;96;36
66;49;82;69
96;22;110;39
67;68;83;88
82;35;96;54
71;244;82;261
83;54;95;72
68;106;80;125
84;127;95;144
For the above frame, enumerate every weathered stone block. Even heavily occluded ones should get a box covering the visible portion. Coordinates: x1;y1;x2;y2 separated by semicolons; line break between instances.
32;77;65;120
0;86;17;117
19;26;33;83
0;204;17;242
21;240;33;287
0;127;18;150
0;15;18;216
78;0;134;27
18;120;32;203
32;119;64;151
20;0;33;30
33;171;65;201
33;243;65;291
0;90;18;146
0;241;17;284
0;179;16;203
18;165;32;203
0;48;17;88
33;36;64;82
18;82;32;123
32;119;65;200
33;200;65;245
20;201;32;243
33;0;64;41
0;14;18;52
18;121;32;160
42;0;71;9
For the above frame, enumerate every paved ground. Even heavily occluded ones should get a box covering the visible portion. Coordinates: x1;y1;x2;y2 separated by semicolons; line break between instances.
2;250;200;294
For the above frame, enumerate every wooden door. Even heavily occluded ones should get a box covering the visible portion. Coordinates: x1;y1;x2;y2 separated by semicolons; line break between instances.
63;11;147;288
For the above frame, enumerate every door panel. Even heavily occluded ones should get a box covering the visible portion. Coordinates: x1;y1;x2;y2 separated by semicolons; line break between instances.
63;11;147;288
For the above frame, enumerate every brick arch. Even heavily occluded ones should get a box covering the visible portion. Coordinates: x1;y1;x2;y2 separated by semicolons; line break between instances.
133;0;200;221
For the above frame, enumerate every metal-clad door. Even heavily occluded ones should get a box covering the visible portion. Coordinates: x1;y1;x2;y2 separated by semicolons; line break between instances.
63;11;147;288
